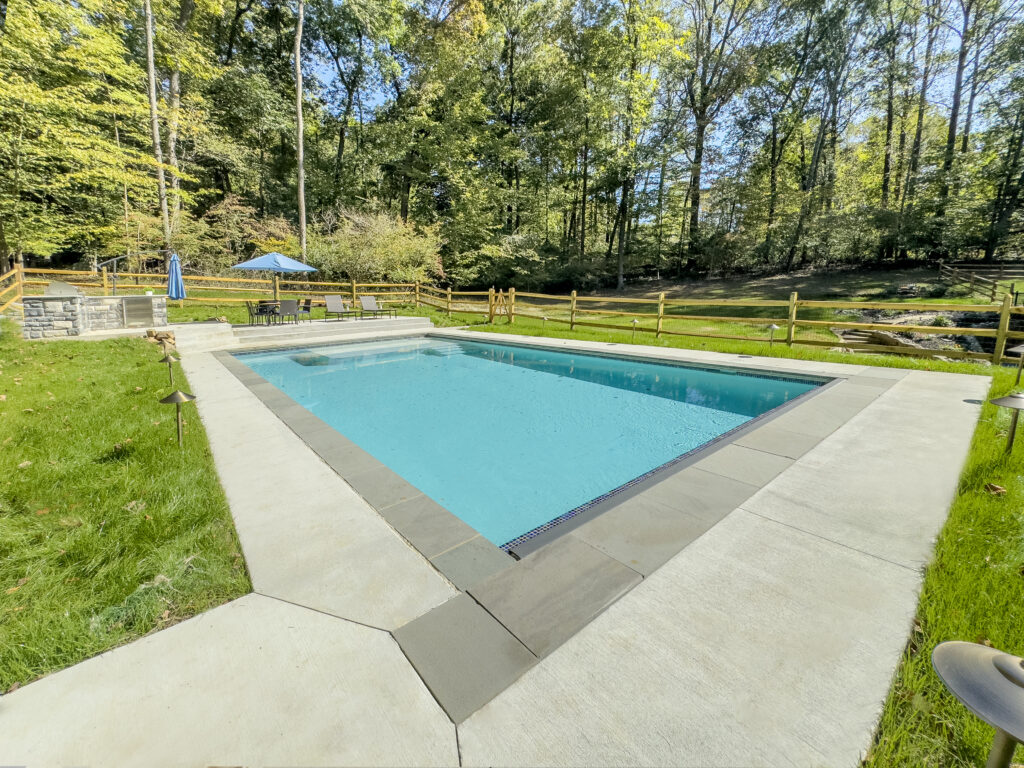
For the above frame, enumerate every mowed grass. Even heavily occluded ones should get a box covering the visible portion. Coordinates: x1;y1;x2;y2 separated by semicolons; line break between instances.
418;309;1024;765
0;322;250;691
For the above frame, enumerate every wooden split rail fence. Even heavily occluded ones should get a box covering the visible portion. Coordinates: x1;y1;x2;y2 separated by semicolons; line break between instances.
939;262;1013;303
3;266;1023;364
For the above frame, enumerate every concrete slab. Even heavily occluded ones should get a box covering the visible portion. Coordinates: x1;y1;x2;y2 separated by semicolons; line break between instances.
733;423;824;459
469;535;641;657
741;369;988;568
383;494;480;559
575;493;727;575
394;594;537;724
346;465;423;510
459;510;923;767
430;535;515;590
693;443;794;486
0;594;457;767
181;352;455;630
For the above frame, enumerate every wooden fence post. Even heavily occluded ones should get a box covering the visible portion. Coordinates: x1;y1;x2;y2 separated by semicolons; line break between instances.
969;272;976;296
101;267;109;296
350;279;357;305
446;286;452;318
16;263;24;304
509;287;515;324
994;293;1012;364
656;292;665;338
488;287;496;323
786;291;798;346
273;274;280;300
570;290;577;330
415;281;421;308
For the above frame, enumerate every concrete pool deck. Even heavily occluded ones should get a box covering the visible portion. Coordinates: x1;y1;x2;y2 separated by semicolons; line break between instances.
0;327;990;766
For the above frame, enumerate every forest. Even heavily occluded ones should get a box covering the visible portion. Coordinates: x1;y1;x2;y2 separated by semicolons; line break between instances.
0;0;1022;290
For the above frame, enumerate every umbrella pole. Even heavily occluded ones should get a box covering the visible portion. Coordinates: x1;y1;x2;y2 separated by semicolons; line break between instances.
274;274;280;301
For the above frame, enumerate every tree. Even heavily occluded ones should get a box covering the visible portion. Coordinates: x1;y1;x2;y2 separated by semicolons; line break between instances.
144;0;172;263
294;0;307;259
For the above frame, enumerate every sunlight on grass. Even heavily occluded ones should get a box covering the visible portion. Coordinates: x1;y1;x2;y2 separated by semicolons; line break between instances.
0;322;250;690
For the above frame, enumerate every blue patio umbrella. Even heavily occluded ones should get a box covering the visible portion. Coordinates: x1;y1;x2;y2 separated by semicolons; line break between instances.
230;252;317;274
167;252;186;300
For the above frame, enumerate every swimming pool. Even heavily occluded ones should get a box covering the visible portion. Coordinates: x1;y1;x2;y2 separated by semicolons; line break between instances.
236;337;822;549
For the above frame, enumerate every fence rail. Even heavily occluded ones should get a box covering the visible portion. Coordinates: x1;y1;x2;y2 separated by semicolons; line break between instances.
4;266;1020;365
938;262;1012;302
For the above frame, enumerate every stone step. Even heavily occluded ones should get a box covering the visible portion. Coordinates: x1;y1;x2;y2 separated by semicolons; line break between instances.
231;317;432;343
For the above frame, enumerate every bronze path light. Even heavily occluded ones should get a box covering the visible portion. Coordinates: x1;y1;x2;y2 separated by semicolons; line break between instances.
990;392;1024;453
159;354;178;386
160;390;196;448
933;641;1024;768
1008;343;1024;386
767;323;781;350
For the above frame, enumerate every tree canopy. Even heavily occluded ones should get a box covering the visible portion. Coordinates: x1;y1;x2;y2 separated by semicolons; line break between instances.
1;0;1022;287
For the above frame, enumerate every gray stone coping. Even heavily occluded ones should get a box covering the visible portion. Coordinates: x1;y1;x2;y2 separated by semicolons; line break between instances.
213;334;903;723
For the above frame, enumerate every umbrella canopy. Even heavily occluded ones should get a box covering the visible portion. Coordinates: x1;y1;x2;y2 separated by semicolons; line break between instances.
231;252;317;273
167;252;186;300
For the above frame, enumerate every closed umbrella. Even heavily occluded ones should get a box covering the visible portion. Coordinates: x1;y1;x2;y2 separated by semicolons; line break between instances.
167;252;186;303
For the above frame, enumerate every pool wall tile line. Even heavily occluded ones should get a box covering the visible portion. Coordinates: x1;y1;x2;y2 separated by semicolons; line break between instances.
213;336;905;726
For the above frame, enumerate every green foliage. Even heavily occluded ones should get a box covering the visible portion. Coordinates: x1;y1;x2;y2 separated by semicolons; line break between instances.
306;209;442;282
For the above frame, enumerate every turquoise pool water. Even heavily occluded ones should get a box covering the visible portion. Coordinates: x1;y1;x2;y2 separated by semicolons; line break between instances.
237;338;820;548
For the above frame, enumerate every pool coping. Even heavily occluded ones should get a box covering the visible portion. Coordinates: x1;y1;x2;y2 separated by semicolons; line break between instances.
211;331;907;724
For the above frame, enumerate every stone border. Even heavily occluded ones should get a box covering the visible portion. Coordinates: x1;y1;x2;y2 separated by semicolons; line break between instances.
214;333;903;724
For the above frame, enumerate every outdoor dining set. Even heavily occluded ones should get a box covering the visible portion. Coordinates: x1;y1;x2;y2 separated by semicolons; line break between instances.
244;295;397;326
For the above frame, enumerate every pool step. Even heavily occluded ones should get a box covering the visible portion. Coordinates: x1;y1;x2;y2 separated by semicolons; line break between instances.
231;316;433;345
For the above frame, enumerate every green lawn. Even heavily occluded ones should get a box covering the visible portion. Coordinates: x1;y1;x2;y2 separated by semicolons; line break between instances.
0;321;250;691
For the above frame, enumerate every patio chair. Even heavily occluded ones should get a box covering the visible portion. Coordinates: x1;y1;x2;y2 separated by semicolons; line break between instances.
278;299;299;324
324;294;358;321
257;300;280;324
297;298;312;323
359;295;397;319
247;300;274;325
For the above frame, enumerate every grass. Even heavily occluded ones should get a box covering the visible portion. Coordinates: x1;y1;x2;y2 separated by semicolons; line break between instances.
414;307;990;375
0;321;250;691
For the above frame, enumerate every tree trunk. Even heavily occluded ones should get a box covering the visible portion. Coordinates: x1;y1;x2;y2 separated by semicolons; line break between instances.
687;114;708;255
294;0;307;259
167;0;195;233
144;0;172;265
938;0;972;208
905;2;937;205
959;42;982;155
580;123;589;259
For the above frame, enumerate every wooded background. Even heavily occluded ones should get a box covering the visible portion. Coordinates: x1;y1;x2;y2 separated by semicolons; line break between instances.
1;0;1022;290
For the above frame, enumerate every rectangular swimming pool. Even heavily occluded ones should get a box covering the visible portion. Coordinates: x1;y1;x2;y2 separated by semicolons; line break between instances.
236;337;822;550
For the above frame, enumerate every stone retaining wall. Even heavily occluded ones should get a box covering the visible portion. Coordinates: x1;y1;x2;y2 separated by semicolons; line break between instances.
22;295;168;339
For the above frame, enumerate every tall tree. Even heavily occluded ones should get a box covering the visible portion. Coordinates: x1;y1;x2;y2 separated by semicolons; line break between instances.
294;0;307;259
144;0;172;262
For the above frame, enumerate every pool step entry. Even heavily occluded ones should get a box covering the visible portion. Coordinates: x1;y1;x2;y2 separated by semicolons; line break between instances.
231;316;433;347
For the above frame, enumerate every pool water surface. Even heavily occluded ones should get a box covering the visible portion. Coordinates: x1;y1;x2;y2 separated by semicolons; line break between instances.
236;338;821;548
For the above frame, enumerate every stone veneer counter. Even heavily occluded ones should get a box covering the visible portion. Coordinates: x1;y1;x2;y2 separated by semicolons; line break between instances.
23;295;168;338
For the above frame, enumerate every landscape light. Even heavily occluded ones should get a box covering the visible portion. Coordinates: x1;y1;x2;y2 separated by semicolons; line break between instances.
932;641;1024;768
1008;343;1024;386
160;390;197;448
631;318;640;343
159;354;179;386
990;392;1024;453
767;323;781;350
